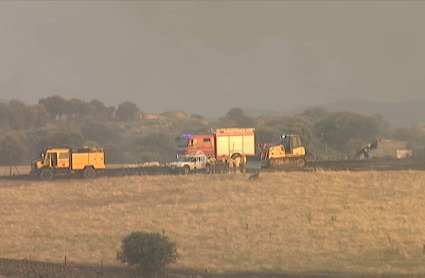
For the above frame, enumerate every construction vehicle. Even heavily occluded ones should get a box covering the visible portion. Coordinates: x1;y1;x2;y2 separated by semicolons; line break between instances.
168;151;208;174
175;128;256;160
257;134;312;168
30;146;106;180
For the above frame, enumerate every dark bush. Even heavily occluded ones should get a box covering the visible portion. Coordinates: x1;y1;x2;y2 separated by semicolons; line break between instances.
117;231;178;272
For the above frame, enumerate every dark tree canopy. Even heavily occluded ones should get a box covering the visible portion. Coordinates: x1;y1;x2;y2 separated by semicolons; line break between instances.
116;101;141;122
264;115;314;145
90;99;113;120
67;98;98;119
81;120;119;145
38;95;68;119
301;106;329;123
220;107;255;128
40;132;85;148
0;134;29;165
117;231;178;271
314;111;382;152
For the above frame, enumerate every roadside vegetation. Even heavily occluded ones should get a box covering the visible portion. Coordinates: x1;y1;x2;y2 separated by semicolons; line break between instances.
1;171;425;275
0;96;424;168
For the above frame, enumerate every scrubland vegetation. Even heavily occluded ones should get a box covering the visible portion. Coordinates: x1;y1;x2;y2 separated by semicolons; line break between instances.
1;96;424;168
1;171;425;275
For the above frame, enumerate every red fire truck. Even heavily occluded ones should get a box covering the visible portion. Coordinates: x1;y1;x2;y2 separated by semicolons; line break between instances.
175;128;256;159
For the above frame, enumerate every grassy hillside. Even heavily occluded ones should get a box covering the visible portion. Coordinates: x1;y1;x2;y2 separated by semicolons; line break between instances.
1;171;425;275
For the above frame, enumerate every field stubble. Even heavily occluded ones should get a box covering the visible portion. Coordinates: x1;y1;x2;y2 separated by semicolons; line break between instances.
1;171;425;275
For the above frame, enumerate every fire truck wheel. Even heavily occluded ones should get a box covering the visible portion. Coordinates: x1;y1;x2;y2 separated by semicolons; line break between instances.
39;168;53;181
182;165;190;175
82;167;96;179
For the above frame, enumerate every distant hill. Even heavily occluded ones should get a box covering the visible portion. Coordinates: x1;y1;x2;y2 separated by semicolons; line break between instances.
245;99;425;128
0;98;8;104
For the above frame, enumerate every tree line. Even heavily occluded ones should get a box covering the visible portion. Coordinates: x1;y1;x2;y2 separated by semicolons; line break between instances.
0;95;424;166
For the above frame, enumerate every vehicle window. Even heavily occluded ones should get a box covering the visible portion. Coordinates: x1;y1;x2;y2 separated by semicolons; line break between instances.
203;138;211;145
59;153;69;159
176;138;189;148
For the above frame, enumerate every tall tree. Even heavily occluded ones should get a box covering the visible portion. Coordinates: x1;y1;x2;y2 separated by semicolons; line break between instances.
0;103;11;130
81;120;119;144
116;101;141;122
0;134;29;165
90;99;113;120
315;111;382;152
67;98;98;119
219;107;255;127
264;115;314;145
38;95;68;119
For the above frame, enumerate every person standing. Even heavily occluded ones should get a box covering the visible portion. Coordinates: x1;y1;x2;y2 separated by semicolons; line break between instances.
241;154;247;173
208;155;216;173
220;155;227;173
227;156;234;173
234;155;241;172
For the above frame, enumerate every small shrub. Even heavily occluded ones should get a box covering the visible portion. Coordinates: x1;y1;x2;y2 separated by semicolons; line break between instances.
117;231;178;272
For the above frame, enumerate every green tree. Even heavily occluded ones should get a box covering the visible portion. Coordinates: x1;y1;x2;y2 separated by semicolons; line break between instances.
392;127;419;142
8;100;41;130
104;143;125;164
301;106;329;123
255;126;280;143
90;99;113;120
38;95;68;119
117;231;178;272
315;111;382;152
40;132;84;148
67;98;98;119
134;132;175;163
0;103;11;130
264;115;314;145
116;101;141;122
81;120;119;145
219;108;255;127
0;134;29;165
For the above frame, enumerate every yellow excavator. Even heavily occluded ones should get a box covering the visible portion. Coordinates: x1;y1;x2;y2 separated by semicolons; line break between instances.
258;134;314;168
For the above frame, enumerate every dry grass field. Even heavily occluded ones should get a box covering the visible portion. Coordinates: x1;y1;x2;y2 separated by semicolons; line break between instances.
1;171;425;276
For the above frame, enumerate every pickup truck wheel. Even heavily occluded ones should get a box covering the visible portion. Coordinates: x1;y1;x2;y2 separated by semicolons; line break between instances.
39;168;53;181
182;165;190;175
83;167;96;179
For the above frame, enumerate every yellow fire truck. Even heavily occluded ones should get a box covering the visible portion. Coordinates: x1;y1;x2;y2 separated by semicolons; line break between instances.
30;146;106;180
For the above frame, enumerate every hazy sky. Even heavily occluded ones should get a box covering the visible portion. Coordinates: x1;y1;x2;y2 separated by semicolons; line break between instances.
1;1;424;117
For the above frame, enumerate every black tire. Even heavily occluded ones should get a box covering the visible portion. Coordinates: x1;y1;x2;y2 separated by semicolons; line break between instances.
82;167;96;179
205;164;211;174
39;168;53;181
182;165;190;175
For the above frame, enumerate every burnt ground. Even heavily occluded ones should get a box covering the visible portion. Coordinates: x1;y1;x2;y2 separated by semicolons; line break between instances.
1;258;425;278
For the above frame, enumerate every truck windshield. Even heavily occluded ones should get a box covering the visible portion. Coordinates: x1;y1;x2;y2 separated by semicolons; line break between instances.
176;137;189;148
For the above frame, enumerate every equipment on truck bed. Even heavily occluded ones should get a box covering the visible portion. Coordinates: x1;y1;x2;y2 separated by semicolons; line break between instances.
30;146;106;180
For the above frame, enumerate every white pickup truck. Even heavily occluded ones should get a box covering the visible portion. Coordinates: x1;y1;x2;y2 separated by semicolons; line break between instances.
169;151;209;174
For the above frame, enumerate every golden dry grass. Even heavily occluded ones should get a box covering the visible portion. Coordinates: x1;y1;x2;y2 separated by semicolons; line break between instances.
1;171;425;275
